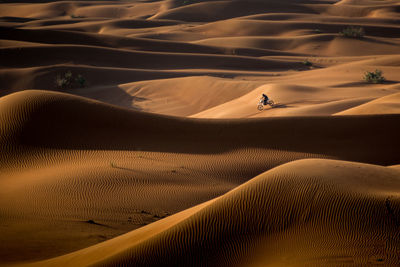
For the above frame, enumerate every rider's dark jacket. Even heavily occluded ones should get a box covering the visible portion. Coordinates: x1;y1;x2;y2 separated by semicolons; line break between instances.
262;94;269;104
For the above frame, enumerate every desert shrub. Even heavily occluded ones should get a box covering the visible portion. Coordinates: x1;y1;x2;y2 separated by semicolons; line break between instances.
364;69;385;84
55;71;87;89
64;71;72;80
55;71;73;89
75;74;86;87
70;14;84;19
340;26;365;38
302;59;312;66
55;75;68;88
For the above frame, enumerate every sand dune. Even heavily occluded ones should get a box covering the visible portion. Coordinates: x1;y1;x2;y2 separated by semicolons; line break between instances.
1;0;399;116
14;159;400;267
151;0;320;22
117;76;264;116
336;92;400;115
191;81;390;118
1;90;400;264
1;44;298;70
1;0;399;265
2;90;399;162
0;26;222;53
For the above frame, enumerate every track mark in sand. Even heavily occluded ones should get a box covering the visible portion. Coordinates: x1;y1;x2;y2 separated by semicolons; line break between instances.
109;163;138;172
84;219;111;228
385;196;400;227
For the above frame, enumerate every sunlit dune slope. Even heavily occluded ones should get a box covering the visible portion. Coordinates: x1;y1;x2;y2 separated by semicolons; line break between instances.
16;159;400;267
336;92;400;115
1;0;399;118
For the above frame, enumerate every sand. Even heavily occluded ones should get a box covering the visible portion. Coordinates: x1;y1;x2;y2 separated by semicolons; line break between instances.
0;0;399;266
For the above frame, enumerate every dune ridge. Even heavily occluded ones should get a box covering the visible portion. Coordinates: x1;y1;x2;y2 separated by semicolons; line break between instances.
1;0;399;116
335;92;400;115
0;90;399;264
14;159;400;267
1;0;400;265
1;90;399;162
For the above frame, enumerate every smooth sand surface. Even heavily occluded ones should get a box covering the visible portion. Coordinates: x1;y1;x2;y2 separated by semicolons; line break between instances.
0;0;399;266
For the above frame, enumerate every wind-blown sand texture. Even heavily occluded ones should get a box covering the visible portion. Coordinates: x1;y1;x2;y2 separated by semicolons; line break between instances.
0;0;399;266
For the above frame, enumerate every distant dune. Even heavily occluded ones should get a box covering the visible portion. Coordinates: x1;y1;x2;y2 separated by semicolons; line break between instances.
1;0;399;118
0;0;399;266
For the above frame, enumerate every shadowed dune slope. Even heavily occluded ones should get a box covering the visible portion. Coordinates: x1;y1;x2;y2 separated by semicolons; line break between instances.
1;90;400;164
16;159;400;267
0;45;295;70
151;0;323;22
0;26;224;54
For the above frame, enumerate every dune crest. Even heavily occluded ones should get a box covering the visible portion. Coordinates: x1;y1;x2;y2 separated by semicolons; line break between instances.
1;0;399;265
335;92;400;115
15;159;400;267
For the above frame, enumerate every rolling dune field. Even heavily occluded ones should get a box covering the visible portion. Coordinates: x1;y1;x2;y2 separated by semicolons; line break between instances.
0;0;399;266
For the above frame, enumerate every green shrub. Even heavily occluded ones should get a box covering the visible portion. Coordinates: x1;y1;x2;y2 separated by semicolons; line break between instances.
70;14;84;19
54;75;68;88
55;71;73;89
64;71;72;80
340;26;365;38
55;71;87;89
364;69;385;84
75;74;86;87
302;59;312;66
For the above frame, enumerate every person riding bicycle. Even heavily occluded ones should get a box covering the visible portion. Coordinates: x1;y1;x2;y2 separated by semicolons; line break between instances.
261;93;269;105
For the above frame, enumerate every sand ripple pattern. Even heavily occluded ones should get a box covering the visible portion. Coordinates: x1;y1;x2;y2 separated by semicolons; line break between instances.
1;0;400;265
20;159;400;267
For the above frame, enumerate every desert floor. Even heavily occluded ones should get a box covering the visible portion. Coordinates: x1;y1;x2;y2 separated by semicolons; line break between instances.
0;0;400;266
